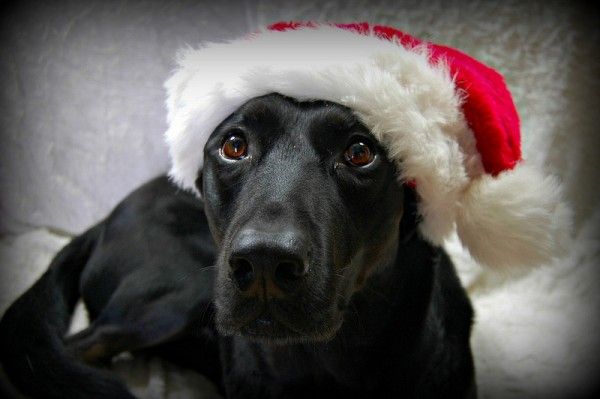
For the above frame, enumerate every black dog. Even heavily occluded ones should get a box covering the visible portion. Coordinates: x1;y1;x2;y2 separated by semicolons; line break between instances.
0;93;475;398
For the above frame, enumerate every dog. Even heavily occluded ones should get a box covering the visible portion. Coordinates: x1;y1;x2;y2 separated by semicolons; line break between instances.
0;93;475;398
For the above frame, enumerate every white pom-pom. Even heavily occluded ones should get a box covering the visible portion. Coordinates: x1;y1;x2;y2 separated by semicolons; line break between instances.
456;164;572;269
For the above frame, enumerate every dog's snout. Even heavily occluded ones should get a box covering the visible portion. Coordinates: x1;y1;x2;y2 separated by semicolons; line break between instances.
229;228;309;298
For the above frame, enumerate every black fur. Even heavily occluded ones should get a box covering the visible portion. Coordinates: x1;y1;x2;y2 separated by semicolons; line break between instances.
0;94;475;398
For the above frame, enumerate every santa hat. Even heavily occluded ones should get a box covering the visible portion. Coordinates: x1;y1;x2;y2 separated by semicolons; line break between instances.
164;22;571;269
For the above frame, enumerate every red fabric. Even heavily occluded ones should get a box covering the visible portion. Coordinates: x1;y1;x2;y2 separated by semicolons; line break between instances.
267;22;521;175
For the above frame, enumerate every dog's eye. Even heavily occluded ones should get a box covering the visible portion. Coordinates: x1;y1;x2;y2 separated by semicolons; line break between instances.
221;133;248;160
344;141;374;167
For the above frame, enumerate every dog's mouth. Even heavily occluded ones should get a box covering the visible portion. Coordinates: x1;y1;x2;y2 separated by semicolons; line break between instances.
240;312;302;339
240;311;342;344
215;294;346;344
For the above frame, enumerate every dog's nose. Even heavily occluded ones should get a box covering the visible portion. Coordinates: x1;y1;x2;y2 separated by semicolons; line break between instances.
229;228;309;298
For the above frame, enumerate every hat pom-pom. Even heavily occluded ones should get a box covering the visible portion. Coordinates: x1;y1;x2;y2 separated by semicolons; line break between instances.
456;164;572;269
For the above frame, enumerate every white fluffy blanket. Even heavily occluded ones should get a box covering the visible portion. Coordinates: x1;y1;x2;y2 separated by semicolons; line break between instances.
1;1;598;398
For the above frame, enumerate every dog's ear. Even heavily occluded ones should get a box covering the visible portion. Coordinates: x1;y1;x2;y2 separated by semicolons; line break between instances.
195;172;204;196
400;185;420;243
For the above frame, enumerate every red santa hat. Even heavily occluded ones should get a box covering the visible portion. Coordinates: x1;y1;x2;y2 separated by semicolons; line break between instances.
164;22;571;269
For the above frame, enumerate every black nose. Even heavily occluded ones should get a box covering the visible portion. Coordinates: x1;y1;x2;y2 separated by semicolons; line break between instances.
229;228;309;298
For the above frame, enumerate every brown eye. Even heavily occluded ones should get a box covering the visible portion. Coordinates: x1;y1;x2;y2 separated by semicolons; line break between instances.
221;134;247;160
344;141;374;167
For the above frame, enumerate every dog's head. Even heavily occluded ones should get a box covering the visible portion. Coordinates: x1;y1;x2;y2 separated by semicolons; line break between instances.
199;93;410;343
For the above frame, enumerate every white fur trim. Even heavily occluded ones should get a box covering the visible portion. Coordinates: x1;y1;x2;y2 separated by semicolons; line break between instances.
164;25;570;268
456;164;572;269
165;26;473;238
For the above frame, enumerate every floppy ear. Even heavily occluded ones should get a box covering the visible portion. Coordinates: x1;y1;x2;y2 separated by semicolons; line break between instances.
194;172;204;196
400;185;421;243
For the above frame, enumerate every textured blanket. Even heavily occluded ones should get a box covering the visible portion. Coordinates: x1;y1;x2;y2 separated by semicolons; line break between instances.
1;1;598;398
